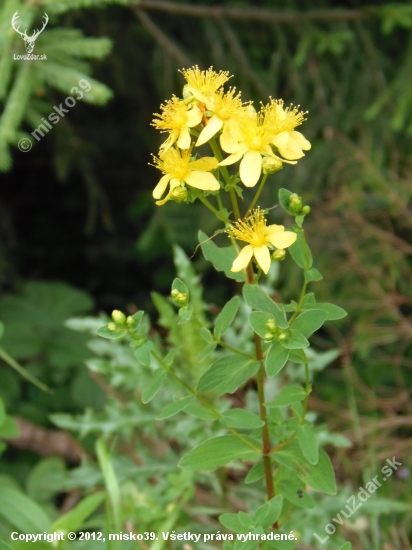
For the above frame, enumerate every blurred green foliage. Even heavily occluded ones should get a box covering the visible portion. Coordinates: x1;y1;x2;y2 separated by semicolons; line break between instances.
0;0;411;549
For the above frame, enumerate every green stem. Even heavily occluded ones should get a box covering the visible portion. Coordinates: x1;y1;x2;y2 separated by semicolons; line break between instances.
216;339;256;360
301;352;311;424
288;279;308;325
0;346;52;393
246;265;276;511
197;194;229;224
151;351;261;452
229;188;241;220
244;173;268;219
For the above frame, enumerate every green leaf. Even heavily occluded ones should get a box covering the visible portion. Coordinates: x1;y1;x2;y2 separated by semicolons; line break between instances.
95;438;121;532
304;268;323;282
245;462;265;484
133;340;153;367
288;235;313;270
51;492;105;533
339;544;352;550
249;311;276;339
157;396;193;420
219;513;248;534
197;343;217;361
304;302;347;320
0;398;5;427
278;188;296;215
199;230;245;282
221;409;264;429
171;277;188;295
199;327;214;343
0;417;19;438
141;369;166;404
178;305;193;324
180;435;260;471
265;342;289;377
266;386;306;408
197;355;260;395
272;440;336;494
0;483;51;532
214;296;240;339
183;401;216;420
0;541;13;550
253;495;283;528
280;329;309;349
290;309;327;337
277;480;315;509
297;423;319;465
0;322;4;341
243;284;288;328
96;324;127;339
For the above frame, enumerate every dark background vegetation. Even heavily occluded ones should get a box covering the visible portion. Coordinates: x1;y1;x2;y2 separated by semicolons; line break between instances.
0;0;411;548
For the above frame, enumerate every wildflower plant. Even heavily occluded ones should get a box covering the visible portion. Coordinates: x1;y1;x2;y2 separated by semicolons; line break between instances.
98;67;348;547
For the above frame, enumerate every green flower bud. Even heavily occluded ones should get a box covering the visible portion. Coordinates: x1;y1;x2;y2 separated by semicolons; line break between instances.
272;249;286;262
182;84;193;100
112;310;126;324
265;332;276;341
107;322;117;331
289;193;303;213
175;292;189;306
171;289;180;299
170;186;188;203
302;205;311;215
126;315;137;328
265;319;278;333
262;156;283;175
277;330;288;341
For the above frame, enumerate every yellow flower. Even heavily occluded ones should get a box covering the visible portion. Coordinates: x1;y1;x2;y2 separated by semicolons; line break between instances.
227;208;297;274
267;100;311;160
152;96;202;152
219;105;291;188
152;147;220;205
195;88;244;147
180;66;230;104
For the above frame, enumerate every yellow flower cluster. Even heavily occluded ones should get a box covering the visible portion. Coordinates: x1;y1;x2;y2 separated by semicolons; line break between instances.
151;66;311;204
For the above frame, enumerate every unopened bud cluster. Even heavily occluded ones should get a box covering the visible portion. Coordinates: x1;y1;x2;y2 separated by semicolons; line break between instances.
108;310;127;332
262;157;283;175
171;289;189;306
264;318;291;342
289;193;310;216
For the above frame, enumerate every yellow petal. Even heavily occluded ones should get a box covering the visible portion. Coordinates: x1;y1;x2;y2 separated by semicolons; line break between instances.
253;245;271;274
185;171;220;191
177;127;191;149
153;173;171;199
290;131;311;150
219;149;244;166
196;115;223;147
271;131;289;149
186;105;202;127
220;125;240;153
231;245;253;272
160;131;178;153
265;224;284;235
267;231;297;249
240;151;262;187
190;156;218;171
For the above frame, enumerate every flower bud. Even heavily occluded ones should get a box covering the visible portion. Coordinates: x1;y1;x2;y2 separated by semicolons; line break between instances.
171;289;189;306
112;310;126;324
262;156;283;175
265;319;278;333
126;316;137;328
302;205;311;215
170;186;188;203
289;193;303;213
265;332;276;341
277;330;289;341
272;249;286;262
107;322;117;331
182;85;193;100
171;289;179;299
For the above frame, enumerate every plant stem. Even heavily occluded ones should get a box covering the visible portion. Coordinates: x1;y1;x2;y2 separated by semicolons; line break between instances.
151;351;261;452
288;279;308;325
229;188;241;220
244;173;268;219
246;264;276;516
197;193;229;223
0;346;52;393
216;339;256;360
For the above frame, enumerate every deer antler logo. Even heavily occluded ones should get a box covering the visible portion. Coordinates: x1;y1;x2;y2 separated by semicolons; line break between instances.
11;11;49;54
